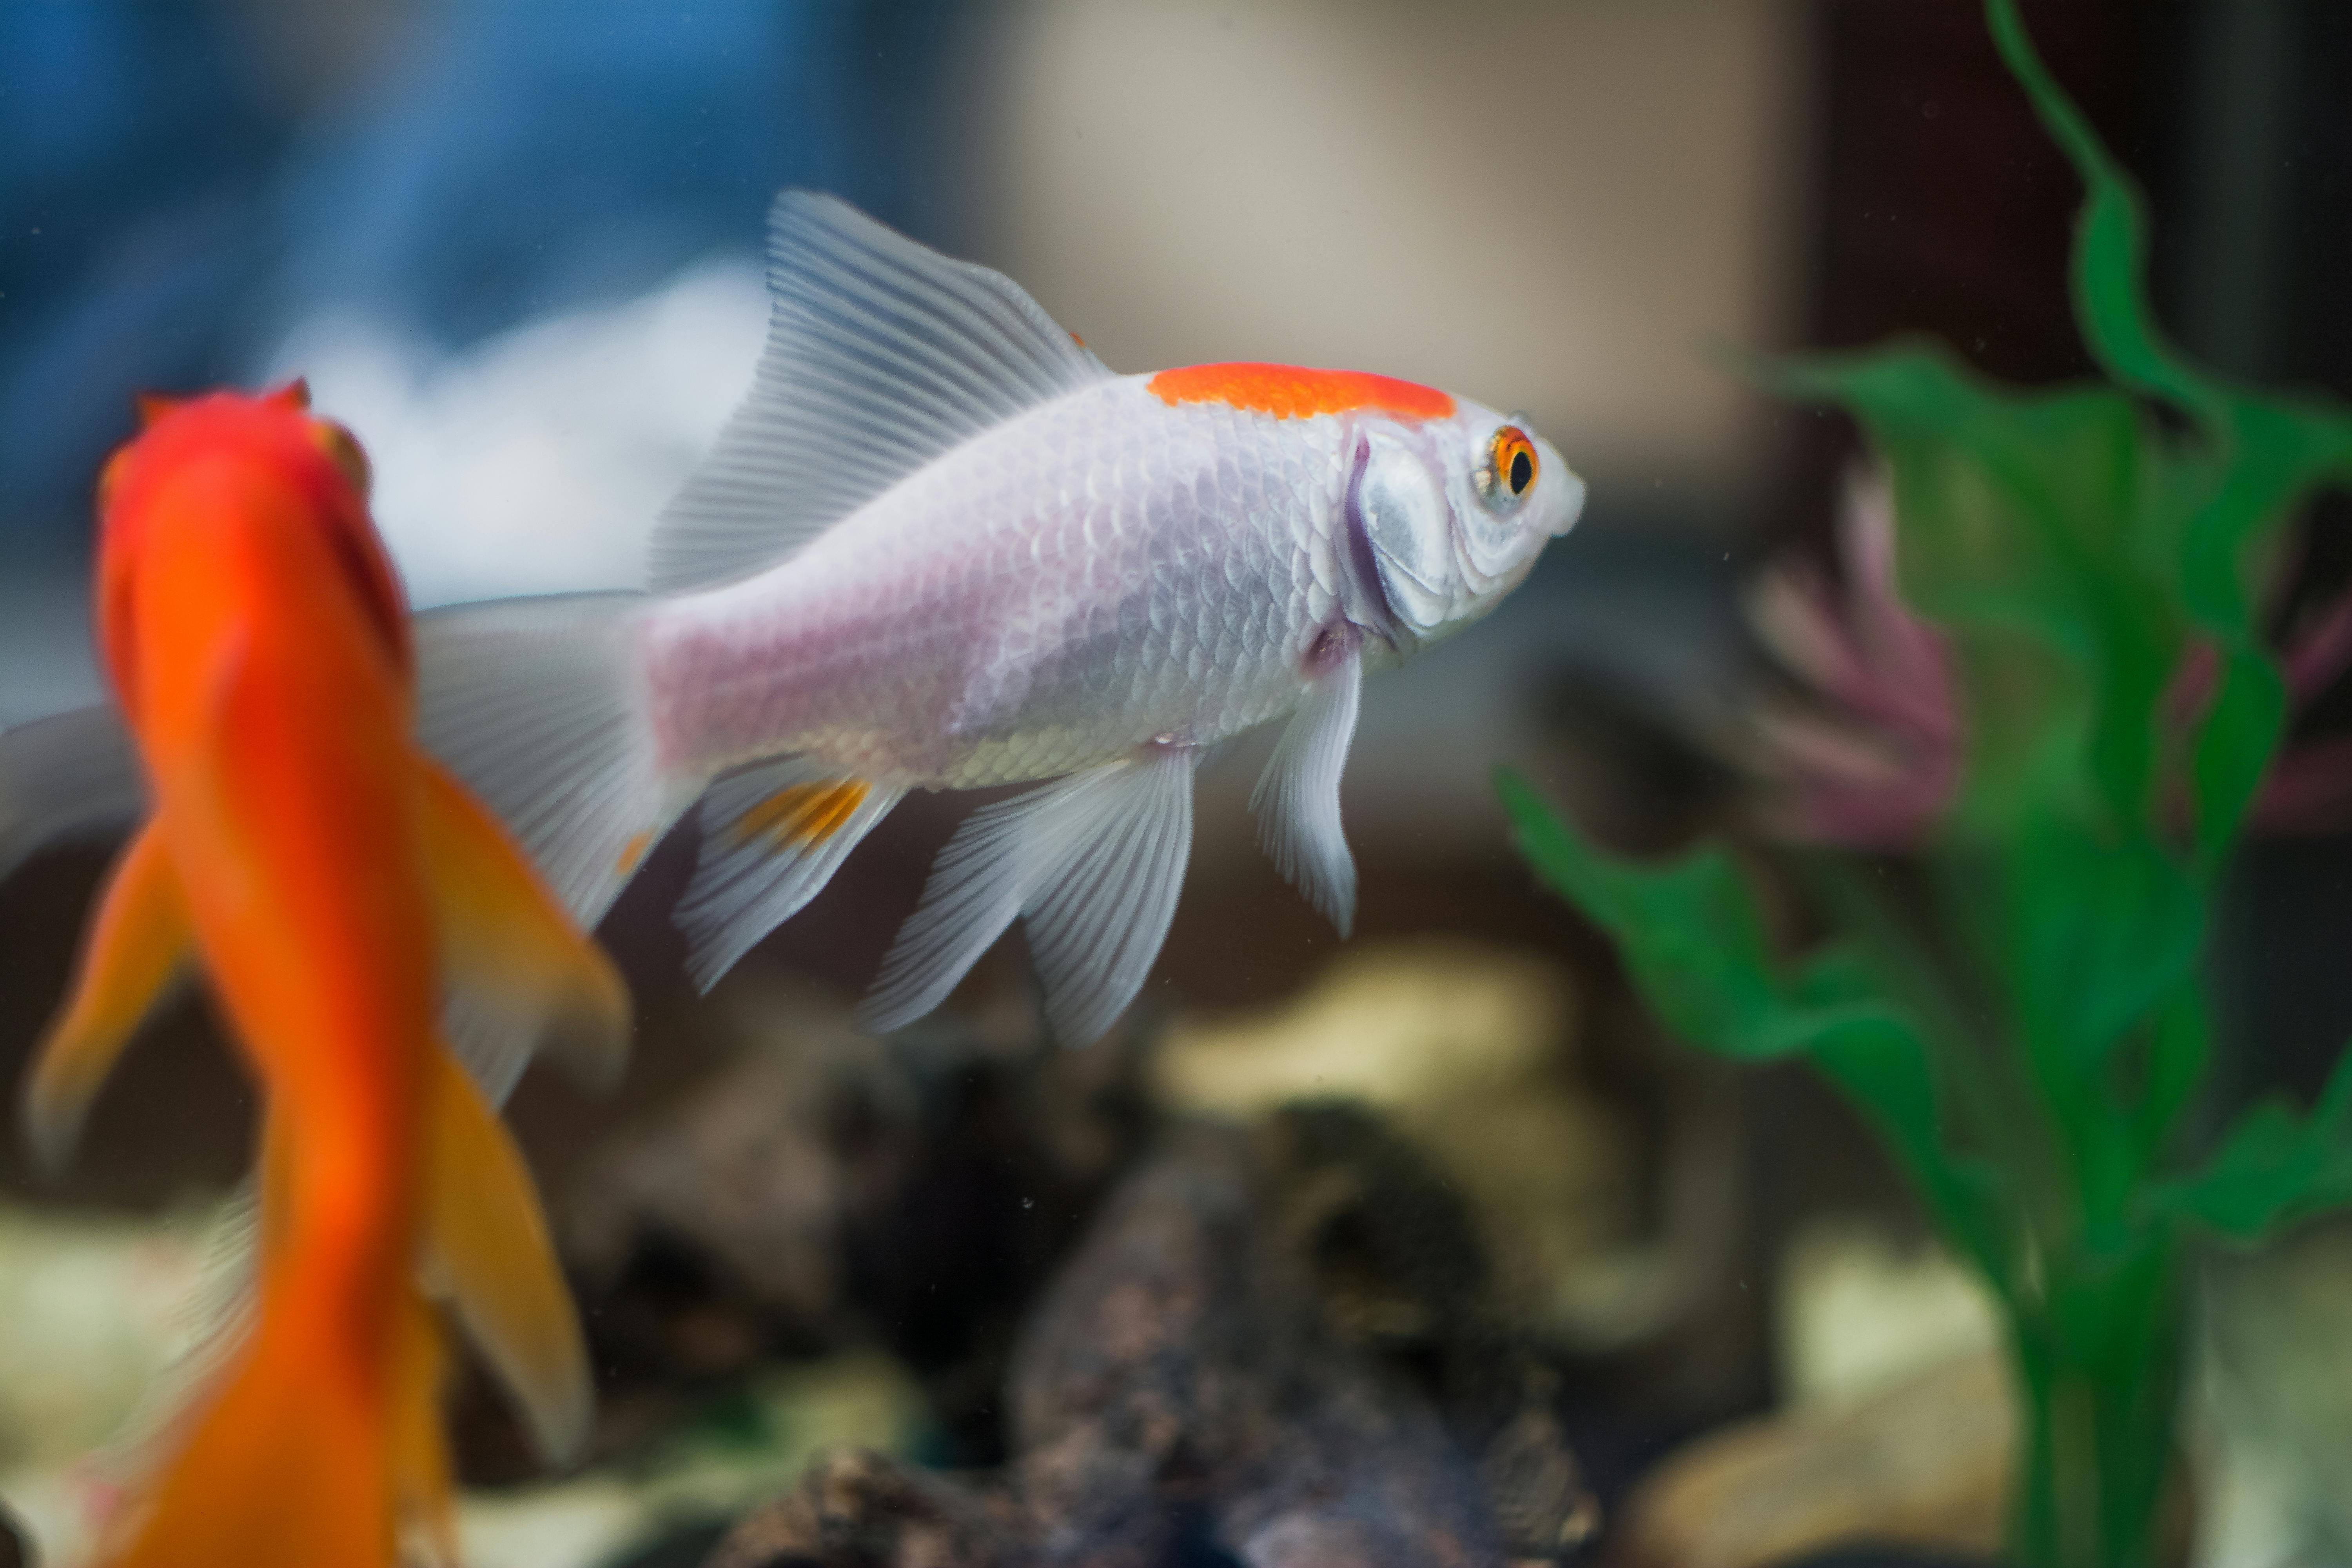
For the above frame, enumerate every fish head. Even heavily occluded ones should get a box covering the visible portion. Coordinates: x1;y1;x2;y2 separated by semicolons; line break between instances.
1348;398;1584;648
93;385;403;714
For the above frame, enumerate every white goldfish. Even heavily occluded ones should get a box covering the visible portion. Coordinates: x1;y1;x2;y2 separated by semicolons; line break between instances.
5;192;1584;1054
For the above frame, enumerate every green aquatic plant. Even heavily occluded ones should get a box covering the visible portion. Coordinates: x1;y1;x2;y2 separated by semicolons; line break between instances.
1499;3;2352;1565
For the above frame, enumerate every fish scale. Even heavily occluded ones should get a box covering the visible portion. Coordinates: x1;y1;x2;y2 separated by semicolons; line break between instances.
645;381;1347;790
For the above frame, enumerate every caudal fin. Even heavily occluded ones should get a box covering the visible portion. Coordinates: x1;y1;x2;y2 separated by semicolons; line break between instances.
99;1278;443;1568
414;592;687;936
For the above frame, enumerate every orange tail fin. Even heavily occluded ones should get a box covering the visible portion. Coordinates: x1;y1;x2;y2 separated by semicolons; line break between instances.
21;818;188;1175
99;1274;445;1568
99;1109;456;1568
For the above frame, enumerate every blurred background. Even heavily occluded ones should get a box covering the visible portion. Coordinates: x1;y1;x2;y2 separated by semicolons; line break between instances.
7;3;2352;1566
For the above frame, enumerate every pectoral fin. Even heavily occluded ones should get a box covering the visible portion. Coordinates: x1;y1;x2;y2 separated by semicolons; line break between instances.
21;817;188;1176
420;1041;592;1467
1250;646;1363;936
419;759;631;1096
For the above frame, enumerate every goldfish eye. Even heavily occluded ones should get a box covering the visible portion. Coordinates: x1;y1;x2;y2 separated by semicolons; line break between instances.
310;419;372;499
1484;425;1537;504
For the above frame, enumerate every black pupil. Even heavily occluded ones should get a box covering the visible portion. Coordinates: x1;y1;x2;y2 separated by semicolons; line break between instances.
1508;448;1532;494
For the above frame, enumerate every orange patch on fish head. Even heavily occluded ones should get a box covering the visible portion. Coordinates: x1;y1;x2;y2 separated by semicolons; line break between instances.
1147;363;1455;423
732;780;869;849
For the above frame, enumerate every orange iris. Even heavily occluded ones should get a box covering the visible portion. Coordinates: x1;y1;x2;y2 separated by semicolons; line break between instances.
1490;426;1537;499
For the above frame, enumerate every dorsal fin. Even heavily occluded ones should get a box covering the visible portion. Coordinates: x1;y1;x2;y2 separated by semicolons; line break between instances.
649;191;1114;593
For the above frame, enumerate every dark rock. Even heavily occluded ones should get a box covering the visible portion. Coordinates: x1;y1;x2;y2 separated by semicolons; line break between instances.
1011;1116;1593;1568
699;1107;1596;1568
568;978;1150;1463
706;1449;1022;1568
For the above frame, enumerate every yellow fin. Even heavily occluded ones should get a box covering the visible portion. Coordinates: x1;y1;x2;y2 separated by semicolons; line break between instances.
419;759;631;1091
421;1041;592;1467
732;778;870;847
21;818;188;1176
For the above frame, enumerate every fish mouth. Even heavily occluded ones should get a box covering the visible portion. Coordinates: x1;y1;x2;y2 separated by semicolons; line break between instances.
1552;468;1590;536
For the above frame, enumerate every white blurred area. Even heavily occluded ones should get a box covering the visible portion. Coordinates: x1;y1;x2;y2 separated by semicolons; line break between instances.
268;261;767;609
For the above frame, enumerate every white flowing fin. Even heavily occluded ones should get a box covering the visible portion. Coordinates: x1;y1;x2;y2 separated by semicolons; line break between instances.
649;189;1114;593
413;593;691;1105
0;704;144;881
414;592;691;927
1021;749;1197;1045
677;757;904;991
860;748;1197;1044
1249;647;1363;936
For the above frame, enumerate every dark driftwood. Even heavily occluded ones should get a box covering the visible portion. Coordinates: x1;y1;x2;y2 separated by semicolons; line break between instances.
706;1114;1593;1568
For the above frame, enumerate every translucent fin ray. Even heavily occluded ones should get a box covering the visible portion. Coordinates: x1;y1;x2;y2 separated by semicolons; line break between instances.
649;190;1114;593
677;757;903;991
421;1042;593;1467
21;818;189;1175
1022;750;1197;1044
1250;648;1363;935
419;759;632;1098
413;592;681;927
860;748;1196;1044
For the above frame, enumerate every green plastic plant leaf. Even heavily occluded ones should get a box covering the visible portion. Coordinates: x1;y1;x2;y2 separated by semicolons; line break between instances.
1984;0;2215;421
1989;822;2203;1075
2150;1045;2352;1239
1501;768;1878;1060
1501;769;2015;1278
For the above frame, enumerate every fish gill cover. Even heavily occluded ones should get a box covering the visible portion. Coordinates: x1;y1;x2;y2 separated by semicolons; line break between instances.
1498;1;2352;1565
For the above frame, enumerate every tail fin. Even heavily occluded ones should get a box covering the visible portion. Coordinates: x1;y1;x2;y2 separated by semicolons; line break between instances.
100;1278;437;1568
413;593;687;931
0;704;144;883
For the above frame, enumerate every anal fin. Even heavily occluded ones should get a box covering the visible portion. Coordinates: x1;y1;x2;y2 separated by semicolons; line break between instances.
420;1041;592;1468
677;758;903;991
419;759;631;1099
1250;644;1363;936
861;747;1196;1045
21;817;188;1175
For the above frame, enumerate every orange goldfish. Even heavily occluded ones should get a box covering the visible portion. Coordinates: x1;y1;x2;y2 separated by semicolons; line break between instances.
20;384;628;1566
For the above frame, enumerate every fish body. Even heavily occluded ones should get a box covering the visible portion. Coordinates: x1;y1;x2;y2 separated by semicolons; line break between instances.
645;372;1552;789
23;387;621;1566
415;193;1584;1048
4;191;1583;1065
